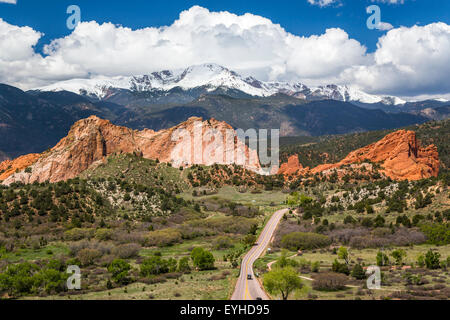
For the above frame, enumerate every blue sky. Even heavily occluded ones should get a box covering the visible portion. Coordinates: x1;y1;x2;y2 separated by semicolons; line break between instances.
1;0;448;52
0;0;449;99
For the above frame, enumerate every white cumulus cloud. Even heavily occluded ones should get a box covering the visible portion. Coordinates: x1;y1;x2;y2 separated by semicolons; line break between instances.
0;6;449;99
0;6;369;88
0;18;85;88
342;23;450;96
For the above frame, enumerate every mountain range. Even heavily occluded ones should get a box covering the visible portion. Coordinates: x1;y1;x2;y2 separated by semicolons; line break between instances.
36;63;409;105
0;63;449;160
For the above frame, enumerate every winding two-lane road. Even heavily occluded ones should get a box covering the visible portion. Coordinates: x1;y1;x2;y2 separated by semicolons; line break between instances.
231;208;288;300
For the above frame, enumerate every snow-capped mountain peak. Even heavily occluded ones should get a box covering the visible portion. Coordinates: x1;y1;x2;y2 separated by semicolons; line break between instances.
34;63;405;105
309;84;405;106
36;63;279;99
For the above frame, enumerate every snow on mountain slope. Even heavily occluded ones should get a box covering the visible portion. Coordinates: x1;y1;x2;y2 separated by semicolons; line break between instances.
37;64;271;99
433;98;449;103
310;85;406;105
35;76;133;99
35;63;405;105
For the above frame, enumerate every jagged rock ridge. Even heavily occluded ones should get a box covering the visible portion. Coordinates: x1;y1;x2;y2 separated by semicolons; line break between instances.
1;116;261;184
278;130;440;181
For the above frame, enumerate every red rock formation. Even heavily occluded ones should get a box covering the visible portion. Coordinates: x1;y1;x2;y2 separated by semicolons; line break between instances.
279;130;440;181
1;121;440;185
278;155;309;176
1;116;261;185
0;154;40;181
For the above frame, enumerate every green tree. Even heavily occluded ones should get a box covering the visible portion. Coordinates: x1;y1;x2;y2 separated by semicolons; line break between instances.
243;234;257;246
280;232;331;251
420;223;450;245
417;255;425;268
287;192;300;206
311;261;320;273
191;248;215;271
37;268;68;294
177;257;191;273
337;247;349;265
108;259;131;285
167;258;178;273
263;267;303;300
391;249;406;266
274;252;299;269
190;247;204;260
332;259;350;275
140;256;170;276
0;262;40;296
424;249;441;269
374;215;385;228
376;251;390;267
361;217;373;228
344;215;356;224
412;214;424;226
249;224;258;235
351;264;366;280
365;204;374;214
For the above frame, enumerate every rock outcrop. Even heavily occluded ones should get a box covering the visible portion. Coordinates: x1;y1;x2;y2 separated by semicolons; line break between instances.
1;121;440;185
1;116;261;185
279;130;440;181
0;154;40;181
277;155;310;176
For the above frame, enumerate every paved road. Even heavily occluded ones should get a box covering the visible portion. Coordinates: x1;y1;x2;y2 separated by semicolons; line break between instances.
231;208;288;301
